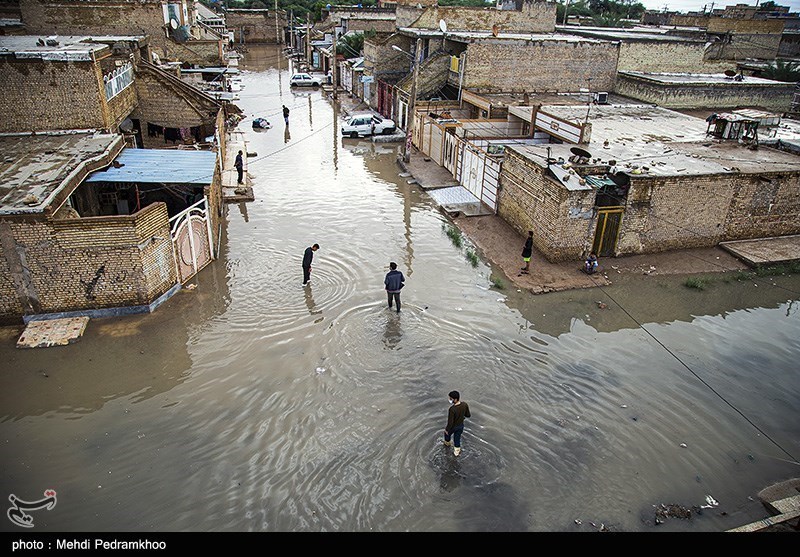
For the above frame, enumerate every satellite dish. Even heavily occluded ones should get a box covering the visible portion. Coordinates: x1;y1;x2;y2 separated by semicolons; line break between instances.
439;19;447;33
170;19;179;30
570;147;592;159
724;69;737;77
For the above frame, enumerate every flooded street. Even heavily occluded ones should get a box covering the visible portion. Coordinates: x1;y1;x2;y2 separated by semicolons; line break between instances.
1;45;799;533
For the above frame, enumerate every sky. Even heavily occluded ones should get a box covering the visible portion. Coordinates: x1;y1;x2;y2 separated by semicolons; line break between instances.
635;0;800;13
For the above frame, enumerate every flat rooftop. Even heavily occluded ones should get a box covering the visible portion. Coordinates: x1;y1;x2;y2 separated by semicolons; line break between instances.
561;27;706;42
398;28;610;43
0;132;122;215
0;35;147;61
620;71;788;85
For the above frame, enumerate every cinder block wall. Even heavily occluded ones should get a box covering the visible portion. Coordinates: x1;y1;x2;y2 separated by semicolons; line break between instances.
0;58;105;132
0;203;176;321
162;39;222;65
498;148;597;261
463;39;618;94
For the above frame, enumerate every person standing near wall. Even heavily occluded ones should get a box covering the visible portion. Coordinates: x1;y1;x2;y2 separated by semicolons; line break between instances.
235;150;244;184
520;231;533;275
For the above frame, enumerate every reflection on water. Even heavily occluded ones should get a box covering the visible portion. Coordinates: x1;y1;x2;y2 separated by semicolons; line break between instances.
1;46;798;533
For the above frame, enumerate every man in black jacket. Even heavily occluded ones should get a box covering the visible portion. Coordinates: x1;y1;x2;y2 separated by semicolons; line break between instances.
302;244;318;285
444;390;471;456
384;262;405;313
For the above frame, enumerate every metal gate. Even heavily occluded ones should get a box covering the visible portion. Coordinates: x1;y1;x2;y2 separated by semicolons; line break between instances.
592;207;624;257
377;80;393;119
456;142;502;212
170;197;214;284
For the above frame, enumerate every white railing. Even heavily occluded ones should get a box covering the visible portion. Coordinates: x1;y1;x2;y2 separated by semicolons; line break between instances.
104;62;134;101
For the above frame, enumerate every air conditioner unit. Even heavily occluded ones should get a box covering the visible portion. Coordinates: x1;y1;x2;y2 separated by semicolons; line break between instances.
594;92;609;104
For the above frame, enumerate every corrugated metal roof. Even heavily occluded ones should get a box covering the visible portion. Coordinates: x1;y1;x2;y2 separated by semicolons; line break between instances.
85;148;217;184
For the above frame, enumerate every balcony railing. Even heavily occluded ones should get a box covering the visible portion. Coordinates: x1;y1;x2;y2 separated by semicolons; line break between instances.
104;62;134;101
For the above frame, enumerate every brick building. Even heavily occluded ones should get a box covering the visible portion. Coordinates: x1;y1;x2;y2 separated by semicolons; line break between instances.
18;0;225;65
496;104;800;262
0;131;224;324
225;8;287;44
0;35;225;148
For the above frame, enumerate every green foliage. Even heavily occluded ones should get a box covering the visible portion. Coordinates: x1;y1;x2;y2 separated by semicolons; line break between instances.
465;249;479;267
762;60;800;83
442;223;463;249
557;0;645;24
490;275;505;290
337;32;365;58
592;13;632;27
684;277;709;290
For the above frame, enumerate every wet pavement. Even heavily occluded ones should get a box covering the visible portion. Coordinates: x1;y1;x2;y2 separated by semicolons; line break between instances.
1;45;799;533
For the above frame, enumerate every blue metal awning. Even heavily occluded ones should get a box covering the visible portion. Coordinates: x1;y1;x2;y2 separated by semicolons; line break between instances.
85;148;217;184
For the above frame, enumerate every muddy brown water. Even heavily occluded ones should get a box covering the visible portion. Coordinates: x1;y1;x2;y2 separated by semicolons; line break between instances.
1;46;799;532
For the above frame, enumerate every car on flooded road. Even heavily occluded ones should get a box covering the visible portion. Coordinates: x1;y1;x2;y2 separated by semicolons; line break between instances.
341;113;396;138
290;73;322;87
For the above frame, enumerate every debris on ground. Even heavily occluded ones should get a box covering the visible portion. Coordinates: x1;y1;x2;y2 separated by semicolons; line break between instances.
596;301;607;309
654;503;693;524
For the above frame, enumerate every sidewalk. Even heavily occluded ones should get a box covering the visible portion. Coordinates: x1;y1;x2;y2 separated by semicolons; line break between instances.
222;129;254;203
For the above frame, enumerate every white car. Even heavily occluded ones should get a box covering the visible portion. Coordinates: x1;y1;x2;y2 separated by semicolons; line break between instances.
341;113;396;138
290;73;322;87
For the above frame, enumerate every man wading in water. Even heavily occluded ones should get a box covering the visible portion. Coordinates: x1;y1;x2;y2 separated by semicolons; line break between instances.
443;390;471;456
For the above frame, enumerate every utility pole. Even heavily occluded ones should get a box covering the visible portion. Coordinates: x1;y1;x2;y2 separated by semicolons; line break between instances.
305;18;311;68
403;37;422;164
290;10;294;51
275;0;281;44
332;26;338;99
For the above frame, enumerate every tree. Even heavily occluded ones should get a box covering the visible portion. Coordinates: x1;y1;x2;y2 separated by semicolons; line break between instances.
762;60;800;83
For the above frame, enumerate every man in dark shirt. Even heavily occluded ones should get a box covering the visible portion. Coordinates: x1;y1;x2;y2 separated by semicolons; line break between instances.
384;261;405;313
302;244;319;285
283;105;290;125
521;230;533;274
444;390;471;456
234;150;244;184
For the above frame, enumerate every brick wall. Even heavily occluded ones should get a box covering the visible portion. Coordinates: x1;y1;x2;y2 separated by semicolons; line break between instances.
19;0;171;54
411;2;555;33
496;149;800;261
346;18;396;33
395;6;425;28
396;53;451;98
498;148;596;261
0;203;176;321
0;58;105;132
226;10;287;43
707;17;785;35
615;73;794;112
162;38;223;65
107;80;139;130
131;67;220;129
463;39;618;93
617;41;733;74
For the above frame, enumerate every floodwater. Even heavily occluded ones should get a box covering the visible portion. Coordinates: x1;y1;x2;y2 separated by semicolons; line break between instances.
1;45;799;533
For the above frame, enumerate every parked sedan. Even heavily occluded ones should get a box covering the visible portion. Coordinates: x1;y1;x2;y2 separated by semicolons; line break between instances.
341;113;397;138
290;73;322;87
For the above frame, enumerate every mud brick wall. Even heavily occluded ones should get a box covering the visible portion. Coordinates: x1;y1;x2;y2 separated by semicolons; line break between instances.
617;41;732;74
345;18;396;34
0;203;176;321
714;33;782;60
106;80;139;131
0;58;105;132
131;70;214;129
463;39;618;94
707;18;785;35
614;73;794;112
162;39;222;65
19;0;171;55
226;10;287;44
411;3;555;33
610;172;800;256
498;148;596;262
